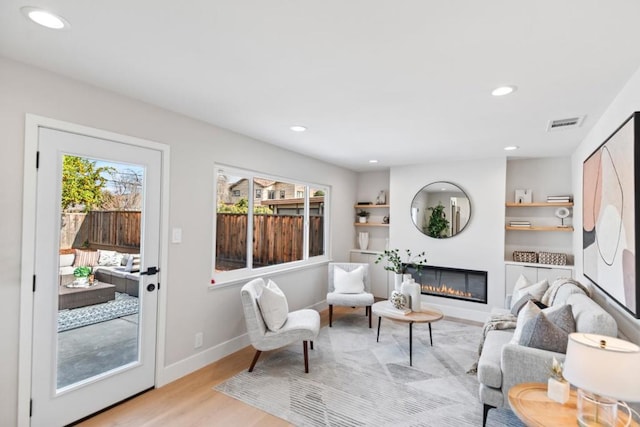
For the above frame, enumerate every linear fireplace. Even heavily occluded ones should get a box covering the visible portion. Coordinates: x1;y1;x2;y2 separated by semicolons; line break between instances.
403;264;488;304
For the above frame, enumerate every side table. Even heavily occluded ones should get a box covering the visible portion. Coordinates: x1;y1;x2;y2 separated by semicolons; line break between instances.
508;382;637;427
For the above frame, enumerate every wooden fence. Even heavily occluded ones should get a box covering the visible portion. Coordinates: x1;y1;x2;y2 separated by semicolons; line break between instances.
61;211;141;251
216;213;324;268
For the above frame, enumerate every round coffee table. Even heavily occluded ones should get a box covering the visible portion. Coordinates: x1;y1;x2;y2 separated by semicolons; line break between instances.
371;300;444;366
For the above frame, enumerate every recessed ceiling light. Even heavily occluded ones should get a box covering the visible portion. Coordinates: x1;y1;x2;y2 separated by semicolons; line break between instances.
21;7;69;29
504;145;519;151
369;160;378;164
491;85;517;97
290;125;307;132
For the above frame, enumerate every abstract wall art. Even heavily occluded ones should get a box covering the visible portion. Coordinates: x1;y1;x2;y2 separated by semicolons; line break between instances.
583;112;639;318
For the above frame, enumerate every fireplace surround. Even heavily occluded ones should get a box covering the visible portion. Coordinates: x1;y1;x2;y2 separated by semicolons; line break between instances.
403;263;488;304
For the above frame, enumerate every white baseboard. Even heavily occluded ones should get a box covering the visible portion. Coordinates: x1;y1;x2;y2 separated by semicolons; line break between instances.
157;333;250;387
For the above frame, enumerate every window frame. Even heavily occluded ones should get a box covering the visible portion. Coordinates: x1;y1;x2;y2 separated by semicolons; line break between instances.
212;164;330;287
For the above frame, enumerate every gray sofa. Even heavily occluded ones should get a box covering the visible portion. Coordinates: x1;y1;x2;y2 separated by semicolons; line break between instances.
477;279;617;425
59;249;141;297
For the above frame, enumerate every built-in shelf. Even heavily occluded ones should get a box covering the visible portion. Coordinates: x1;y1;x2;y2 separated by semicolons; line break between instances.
505;226;574;232
354;204;389;208
505;202;573;208
355;223;389;227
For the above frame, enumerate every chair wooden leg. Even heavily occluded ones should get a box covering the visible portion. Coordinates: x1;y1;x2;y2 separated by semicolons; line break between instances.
248;350;262;372
303;340;309;373
329;304;333;327
367;305;372;328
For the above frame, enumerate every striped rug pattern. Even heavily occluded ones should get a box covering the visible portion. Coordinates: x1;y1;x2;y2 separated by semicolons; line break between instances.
216;313;483;426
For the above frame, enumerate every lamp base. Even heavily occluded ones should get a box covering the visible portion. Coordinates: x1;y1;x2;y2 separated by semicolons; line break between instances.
577;389;618;427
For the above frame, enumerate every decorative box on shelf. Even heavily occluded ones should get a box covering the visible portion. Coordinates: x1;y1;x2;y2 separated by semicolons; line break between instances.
513;251;537;263
538;252;567;266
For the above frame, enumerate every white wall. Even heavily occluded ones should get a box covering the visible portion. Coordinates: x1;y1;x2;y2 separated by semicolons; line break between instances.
571;65;640;344
0;56;356;425
390;158;506;321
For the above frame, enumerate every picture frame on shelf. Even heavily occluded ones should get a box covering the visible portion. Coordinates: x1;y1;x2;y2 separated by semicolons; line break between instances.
583;111;639;318
514;189;532;204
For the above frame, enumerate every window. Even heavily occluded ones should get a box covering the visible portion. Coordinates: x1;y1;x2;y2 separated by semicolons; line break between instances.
232;190;240;197
214;166;328;281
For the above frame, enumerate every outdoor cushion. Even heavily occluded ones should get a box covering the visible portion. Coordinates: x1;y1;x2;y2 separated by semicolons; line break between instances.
98;250;123;266
73;249;99;267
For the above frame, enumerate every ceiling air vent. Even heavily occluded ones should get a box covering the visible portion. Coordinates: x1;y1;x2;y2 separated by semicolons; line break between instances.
547;116;585;131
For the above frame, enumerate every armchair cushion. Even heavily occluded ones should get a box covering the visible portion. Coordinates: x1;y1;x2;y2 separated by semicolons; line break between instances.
257;279;289;331
333;265;365;294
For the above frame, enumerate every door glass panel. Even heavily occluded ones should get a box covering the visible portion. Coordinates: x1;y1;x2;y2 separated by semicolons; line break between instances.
56;155;144;390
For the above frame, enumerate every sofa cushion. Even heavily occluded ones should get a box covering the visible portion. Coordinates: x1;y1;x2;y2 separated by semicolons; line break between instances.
513;279;549;306
519;311;570;353
59;253;75;268
510;294;547;316
73;249;99;267
477;330;513;388
334;265;365;294
511;300;541;344
567;293;617;336
545;304;576;334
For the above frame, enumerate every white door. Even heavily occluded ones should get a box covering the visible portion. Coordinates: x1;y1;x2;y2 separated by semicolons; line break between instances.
30;126;162;426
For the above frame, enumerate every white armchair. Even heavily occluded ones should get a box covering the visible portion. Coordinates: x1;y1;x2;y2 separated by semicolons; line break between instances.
327;262;374;328
240;278;320;373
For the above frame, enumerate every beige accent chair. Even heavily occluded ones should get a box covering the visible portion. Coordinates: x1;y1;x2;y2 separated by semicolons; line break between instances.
327;262;374;328
241;278;320;373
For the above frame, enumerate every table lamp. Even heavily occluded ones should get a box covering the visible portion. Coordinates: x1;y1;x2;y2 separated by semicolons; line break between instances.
563;333;640;426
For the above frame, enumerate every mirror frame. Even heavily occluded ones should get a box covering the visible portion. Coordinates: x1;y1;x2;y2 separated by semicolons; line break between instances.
410;181;471;238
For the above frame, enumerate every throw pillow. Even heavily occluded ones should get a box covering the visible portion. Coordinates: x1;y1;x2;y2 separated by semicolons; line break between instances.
510;294;548;316
544;304;576;335
511;300;542;344
257;279;289;331
510;274;531;308
98;250;124;266
513;279;549;306
518;312;570;353
334;266;365;294
73;249;99;267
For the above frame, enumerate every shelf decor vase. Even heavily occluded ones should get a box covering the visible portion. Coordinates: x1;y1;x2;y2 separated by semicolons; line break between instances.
547;378;569;404
358;216;367;223
358;232;369;250
390;290;407;310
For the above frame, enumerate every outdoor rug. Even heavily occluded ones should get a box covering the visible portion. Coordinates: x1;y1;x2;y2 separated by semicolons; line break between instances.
215;314;483;426
58;292;139;332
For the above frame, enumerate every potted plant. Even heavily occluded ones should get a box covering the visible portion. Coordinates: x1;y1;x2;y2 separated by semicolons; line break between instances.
357;210;370;223
425;203;450;238
375;249;427;291
73;266;92;286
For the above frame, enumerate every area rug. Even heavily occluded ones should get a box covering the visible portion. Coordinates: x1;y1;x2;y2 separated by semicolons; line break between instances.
58;292;139;332
215;314;483;426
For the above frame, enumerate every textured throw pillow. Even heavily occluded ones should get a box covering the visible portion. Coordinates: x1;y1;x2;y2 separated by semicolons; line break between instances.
510;274;531;308
334;266;365;294
511;300;542;344
514;279;549;305
98;250;124;266
544;304;576;334
73;249;100;267
257;279;289;331
518;312;570;353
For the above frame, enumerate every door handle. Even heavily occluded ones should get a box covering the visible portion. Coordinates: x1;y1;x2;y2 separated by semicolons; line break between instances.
140;266;159;276
147;283;156;292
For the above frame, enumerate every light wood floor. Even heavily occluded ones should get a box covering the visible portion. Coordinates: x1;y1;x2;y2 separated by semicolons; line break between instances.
77;306;361;427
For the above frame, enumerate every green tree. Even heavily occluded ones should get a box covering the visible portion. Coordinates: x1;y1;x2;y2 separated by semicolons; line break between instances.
425;203;450;238
61;156;113;212
217;198;273;214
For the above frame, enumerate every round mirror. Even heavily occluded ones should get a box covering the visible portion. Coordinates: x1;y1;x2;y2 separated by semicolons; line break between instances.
410;181;471;238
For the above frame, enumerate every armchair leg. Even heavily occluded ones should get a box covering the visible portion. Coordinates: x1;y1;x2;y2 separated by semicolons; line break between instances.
303;340;309;373
248;350;262;373
329;305;333;327
482;404;495;427
367;305;372;328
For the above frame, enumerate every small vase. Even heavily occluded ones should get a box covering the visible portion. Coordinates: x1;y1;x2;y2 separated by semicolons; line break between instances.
390;290;407;310
358;216;367;223
547;378;569;404
358;232;369;250
402;279;421;311
394;273;411;292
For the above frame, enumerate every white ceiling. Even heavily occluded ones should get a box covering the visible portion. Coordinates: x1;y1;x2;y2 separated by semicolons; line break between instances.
2;1;640;172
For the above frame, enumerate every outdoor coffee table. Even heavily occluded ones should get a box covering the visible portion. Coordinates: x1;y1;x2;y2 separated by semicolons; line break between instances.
371;300;444;366
59;281;116;310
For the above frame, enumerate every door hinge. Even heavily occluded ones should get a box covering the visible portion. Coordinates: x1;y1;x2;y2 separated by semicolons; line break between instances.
30;398;33;417
35;151;40;169
32;275;36;292
157;282;161;290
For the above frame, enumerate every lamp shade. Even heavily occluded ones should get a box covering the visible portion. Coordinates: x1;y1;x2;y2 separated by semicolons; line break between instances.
563;333;640;402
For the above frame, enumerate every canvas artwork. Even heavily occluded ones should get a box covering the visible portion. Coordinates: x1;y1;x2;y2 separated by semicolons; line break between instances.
582;112;639;318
